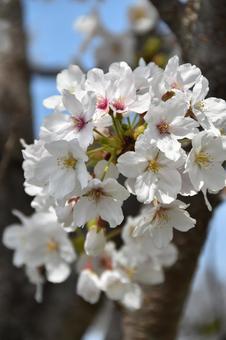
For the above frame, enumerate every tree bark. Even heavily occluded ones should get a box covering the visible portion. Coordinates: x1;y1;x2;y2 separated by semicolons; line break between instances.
122;1;226;339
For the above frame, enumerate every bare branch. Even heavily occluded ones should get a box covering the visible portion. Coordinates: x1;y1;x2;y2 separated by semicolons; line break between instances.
30;64;63;77
29;60;86;77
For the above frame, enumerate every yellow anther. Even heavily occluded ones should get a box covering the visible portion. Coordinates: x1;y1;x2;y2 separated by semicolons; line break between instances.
154;207;169;222
194;101;205;111
195;152;210;167
148;159;160;173
62;155;77;169
47;239;59;252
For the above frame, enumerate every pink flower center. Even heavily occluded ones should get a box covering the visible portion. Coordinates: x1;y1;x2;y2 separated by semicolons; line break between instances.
171;81;181;90
97;97;109;111
84;261;93;271
72;116;87;131
100;256;112;270
112;98;125;111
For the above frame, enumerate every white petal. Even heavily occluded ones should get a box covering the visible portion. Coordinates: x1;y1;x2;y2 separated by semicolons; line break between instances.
73;198;98;227
99;198;124;228
117;151;147;178
151;226;173;248
62;91;83;115
46;262;71;283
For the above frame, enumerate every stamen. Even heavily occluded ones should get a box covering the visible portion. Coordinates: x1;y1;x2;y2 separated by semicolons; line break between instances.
63;156;77;169
154;207;169;222
148;159;160;173
97;97;109;111
195;152;210;167
88;188;105;201
72;116;86;131
162;91;175;102
156;121;169;134
194;101;205;111
47;239;59;252
112;98;125;111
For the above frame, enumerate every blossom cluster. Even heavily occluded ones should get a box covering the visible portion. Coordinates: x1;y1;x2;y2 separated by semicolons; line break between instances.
3;55;226;308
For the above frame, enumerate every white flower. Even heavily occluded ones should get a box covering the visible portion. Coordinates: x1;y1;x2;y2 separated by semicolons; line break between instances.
100;270;130;300
145;94;198;160
133;58;162;93
128;0;158;34
84;228;106;256
31;139;89;200
41;91;96;149
85;68;112;128
109;69;150;116
73;10;103;38
43;65;85;110
73;178;129;228
117;139;182;204
76;269;101;304
22;139;50;189
121;283;143;310
191;75;226;130
95;33;135;70
134;200;196;248
163;55;201;92
185;131;226;209
3;211;76;283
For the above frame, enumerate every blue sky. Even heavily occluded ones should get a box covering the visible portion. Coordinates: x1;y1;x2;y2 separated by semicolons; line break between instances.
23;0;226;297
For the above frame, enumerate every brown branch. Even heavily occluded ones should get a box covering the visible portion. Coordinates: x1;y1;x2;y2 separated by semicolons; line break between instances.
30;64;63;77
29;60;86;77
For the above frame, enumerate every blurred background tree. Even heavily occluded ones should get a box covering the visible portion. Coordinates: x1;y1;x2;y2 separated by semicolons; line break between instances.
1;1;226;339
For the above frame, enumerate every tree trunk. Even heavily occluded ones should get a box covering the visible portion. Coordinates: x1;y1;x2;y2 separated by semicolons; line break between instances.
122;1;226;339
